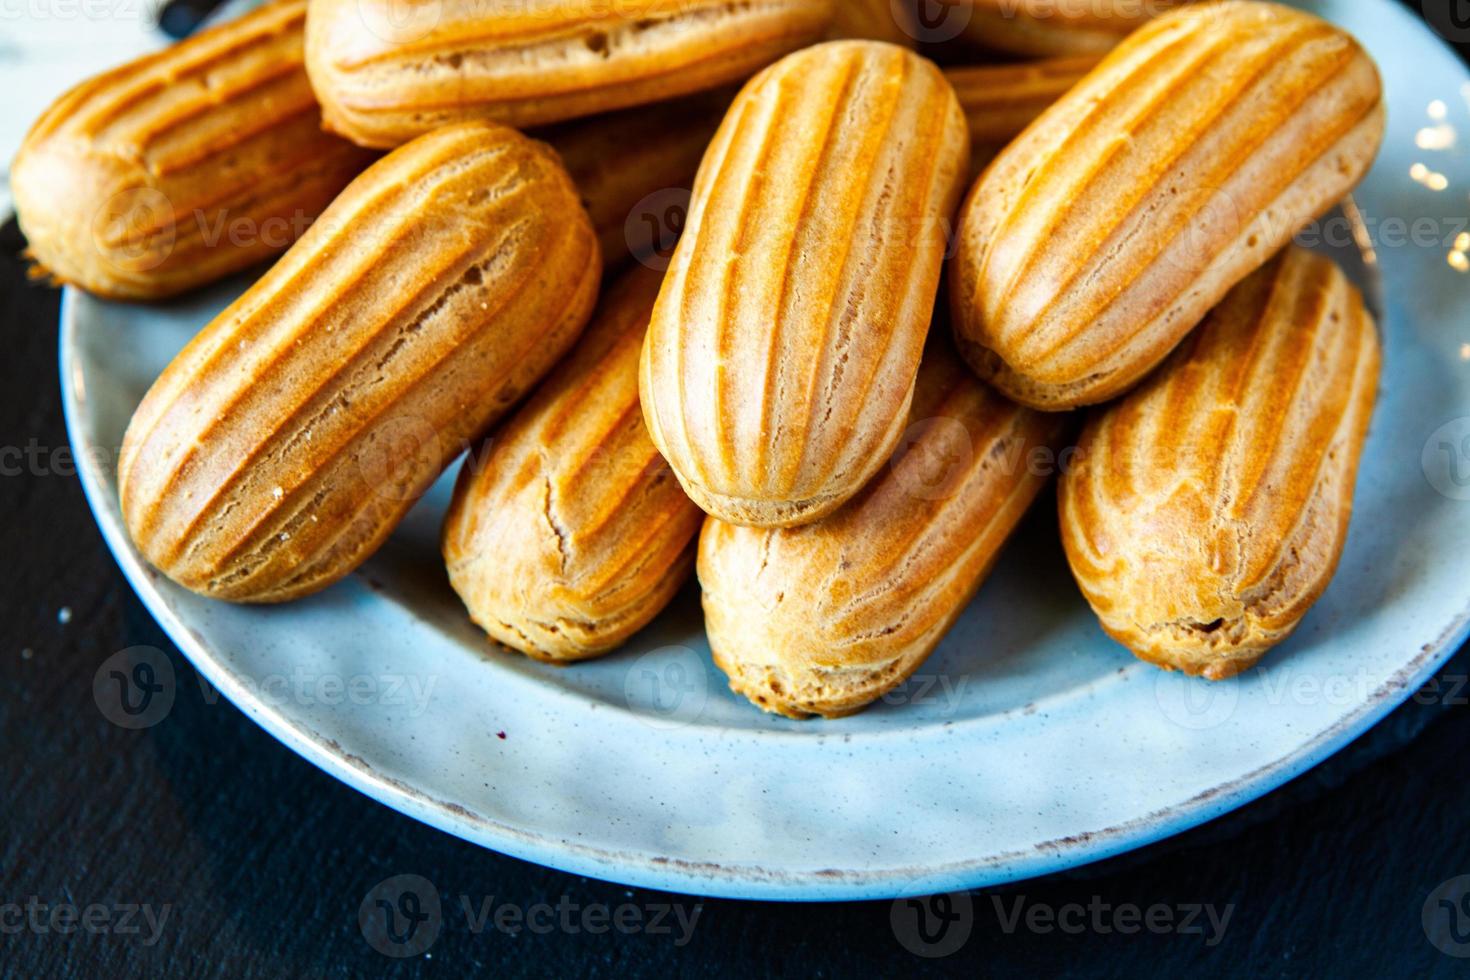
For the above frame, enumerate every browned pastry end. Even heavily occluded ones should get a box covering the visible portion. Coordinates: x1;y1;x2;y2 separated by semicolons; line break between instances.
443;266;704;662
305;0;836;148
949;0;1385;410
12;0;373;300
119;123;601;603
700;342;1068;718
1058;246;1381;680
641;41;971;529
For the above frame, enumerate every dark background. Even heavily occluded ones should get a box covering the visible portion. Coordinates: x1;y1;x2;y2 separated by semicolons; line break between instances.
5;2;1470;976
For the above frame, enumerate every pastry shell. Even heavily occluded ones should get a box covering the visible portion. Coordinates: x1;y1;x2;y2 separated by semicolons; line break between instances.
949;0;1385;410
641;40;971;528
119;123;601;602
1058;246;1381;679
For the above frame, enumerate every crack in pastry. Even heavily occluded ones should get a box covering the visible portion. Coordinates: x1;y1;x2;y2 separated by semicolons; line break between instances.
1058;246;1381;679
443;267;704;662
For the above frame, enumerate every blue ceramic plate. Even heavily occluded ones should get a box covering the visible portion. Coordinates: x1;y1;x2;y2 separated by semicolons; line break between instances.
60;0;1470;900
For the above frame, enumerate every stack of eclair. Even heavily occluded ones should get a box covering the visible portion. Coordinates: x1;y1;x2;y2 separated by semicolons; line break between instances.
14;0;1386;717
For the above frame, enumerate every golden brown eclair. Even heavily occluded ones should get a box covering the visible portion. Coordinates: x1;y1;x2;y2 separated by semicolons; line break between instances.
540;91;729;272
118;123;601;603
1058;246;1381;680
828;0;917;44
949;0;1385;410
304;0;835;149
12;0;374;301
700;341;1068;719
960;0;1188;57
443;267;704;662
641;41;971;529
944;56;1100;177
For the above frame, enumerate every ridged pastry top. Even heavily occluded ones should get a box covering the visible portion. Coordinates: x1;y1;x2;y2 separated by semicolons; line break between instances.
305;0;836;147
541;91;729;270
443;267;704;661
12;0;373;299
944;56;1100;172
119;123;601;602
950;0;1385;410
699;342;1066;719
641;41;971;528
1058;247;1381;680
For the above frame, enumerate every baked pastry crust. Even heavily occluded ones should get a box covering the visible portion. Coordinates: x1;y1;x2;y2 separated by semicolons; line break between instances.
700;340;1067;718
12;0;373;300
961;0;1188;57
119;123;601;603
945;56;1101;177
949;0;1385;410
540;91;729;272
304;0;835;148
443;267;704;662
640;40;970;528
1058;246;1381;680
828;0;916;45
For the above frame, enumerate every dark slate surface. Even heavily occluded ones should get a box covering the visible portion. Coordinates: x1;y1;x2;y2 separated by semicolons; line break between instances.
6;5;1470;975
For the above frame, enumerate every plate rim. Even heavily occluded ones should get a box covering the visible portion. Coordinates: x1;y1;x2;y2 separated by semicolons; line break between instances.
61;290;1470;903
56;0;1470;900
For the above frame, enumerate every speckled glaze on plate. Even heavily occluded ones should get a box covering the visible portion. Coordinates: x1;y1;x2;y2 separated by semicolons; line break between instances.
60;0;1470;900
